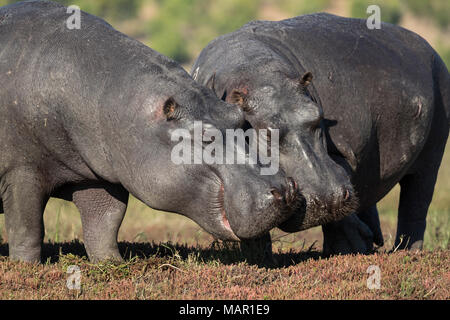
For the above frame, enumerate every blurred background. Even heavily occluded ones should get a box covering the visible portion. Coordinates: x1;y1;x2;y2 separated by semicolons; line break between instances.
1;0;449;68
0;0;448;251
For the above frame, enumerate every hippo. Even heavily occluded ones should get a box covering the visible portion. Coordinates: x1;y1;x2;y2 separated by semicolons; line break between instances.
192;13;450;254
0;1;302;263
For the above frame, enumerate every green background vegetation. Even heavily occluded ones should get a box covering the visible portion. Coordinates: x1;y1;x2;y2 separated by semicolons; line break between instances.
1;0;449;67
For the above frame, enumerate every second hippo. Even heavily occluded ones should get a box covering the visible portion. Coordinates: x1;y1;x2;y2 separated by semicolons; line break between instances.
192;13;450;254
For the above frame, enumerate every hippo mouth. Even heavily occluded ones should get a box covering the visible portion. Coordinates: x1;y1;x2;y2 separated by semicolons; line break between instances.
217;182;239;241
278;190;359;232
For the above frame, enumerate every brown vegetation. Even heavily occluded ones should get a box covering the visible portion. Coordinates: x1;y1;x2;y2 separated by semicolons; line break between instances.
0;242;448;299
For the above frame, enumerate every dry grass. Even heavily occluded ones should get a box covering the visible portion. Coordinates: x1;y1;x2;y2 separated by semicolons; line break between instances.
0;242;448;299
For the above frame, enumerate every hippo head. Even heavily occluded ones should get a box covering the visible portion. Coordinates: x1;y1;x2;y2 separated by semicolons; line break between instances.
109;77;302;241
206;67;357;232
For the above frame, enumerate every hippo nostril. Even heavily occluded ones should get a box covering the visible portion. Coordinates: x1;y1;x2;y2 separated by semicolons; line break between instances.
343;189;350;201
270;188;283;202
287;177;298;192
329;187;351;210
342;188;350;201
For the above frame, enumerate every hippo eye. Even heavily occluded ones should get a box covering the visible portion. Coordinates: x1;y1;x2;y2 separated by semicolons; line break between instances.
163;97;181;121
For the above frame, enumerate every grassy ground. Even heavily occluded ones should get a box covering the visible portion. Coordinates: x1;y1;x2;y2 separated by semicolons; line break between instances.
0;141;448;299
0;244;448;299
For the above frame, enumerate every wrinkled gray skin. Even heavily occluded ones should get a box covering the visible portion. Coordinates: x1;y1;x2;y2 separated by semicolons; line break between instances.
193;13;450;255
0;1;302;263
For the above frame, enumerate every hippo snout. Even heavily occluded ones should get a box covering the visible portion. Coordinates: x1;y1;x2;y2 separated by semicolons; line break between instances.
330;186;352;210
270;177;301;211
223;176;304;240
278;183;358;233
317;184;355;215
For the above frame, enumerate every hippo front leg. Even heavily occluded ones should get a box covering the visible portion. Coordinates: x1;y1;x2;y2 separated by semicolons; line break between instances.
322;206;383;256
72;183;128;263
2;168;48;263
240;232;276;266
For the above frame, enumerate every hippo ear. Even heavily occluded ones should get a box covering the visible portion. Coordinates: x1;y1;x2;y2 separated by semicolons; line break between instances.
299;72;313;87
163;97;180;121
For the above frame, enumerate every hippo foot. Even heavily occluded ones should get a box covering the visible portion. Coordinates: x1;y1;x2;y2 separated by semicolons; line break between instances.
9;246;42;264
322;213;375;256
86;250;124;264
393;236;424;252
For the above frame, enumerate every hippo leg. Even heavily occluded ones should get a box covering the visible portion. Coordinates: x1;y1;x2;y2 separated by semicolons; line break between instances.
72;183;128;263
395;167;442;250
240;232;276;266
357;205;384;247
322;210;376;256
395;106;448;250
0;198;3;213
2;168;47;263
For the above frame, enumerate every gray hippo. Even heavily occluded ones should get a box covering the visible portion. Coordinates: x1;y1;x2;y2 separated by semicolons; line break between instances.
192;13;450;254
0;1;302;263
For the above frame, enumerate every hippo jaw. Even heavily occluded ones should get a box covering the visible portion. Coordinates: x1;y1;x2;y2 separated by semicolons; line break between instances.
275;144;358;232
185;158;303;241
214;181;240;241
220;174;304;240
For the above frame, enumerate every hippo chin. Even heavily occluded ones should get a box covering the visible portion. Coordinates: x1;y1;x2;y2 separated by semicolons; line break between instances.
192;13;449;255
0;1;301;263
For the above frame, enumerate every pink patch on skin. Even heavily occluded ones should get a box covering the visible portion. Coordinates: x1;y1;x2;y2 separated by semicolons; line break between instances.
238;86;249;95
222;207;232;231
219;184;232;231
149;96;170;121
